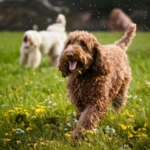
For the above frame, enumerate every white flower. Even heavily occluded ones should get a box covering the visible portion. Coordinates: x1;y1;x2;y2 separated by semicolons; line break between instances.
119;144;131;150
52;103;57;106
92;128;98;133
111;128;116;134
105;125;110;133
48;101;52;104
127;95;132;98
73;118;78;123
16;128;25;135
67;123;71;127
105;126;116;134
20;97;23;100
64;128;68;131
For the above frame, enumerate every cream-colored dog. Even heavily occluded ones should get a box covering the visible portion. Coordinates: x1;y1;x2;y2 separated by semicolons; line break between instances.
47;14;66;32
39;30;66;66
20;30;66;68
20;30;42;69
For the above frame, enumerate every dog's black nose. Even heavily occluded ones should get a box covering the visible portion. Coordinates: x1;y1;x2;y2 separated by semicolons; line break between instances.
66;52;73;58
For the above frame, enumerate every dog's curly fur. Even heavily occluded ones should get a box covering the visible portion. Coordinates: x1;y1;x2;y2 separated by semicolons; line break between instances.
58;23;136;140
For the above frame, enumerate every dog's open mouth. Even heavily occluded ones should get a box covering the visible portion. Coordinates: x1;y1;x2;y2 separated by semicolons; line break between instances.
69;61;77;70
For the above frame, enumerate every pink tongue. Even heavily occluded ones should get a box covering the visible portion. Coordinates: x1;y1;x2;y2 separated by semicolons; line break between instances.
69;61;77;70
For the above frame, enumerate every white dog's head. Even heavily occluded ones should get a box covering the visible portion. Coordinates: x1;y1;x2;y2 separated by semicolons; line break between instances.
56;14;66;26
22;30;42;52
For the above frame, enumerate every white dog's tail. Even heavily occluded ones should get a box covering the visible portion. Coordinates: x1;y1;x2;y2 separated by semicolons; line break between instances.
114;23;136;51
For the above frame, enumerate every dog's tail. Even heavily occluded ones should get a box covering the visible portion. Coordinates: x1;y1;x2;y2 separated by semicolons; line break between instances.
114;23;136;51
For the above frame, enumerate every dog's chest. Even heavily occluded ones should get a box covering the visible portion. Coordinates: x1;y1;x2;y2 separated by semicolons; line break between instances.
67;76;99;106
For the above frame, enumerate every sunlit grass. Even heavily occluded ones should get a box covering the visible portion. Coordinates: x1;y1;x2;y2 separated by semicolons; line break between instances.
0;31;150;150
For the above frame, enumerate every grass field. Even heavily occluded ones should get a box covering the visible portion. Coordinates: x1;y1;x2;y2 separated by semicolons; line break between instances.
0;31;150;150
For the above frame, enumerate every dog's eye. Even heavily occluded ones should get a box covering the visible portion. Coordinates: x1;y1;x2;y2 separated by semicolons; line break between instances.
80;41;87;50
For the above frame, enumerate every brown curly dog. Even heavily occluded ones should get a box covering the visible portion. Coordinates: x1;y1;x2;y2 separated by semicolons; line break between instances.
58;23;136;140
109;8;133;31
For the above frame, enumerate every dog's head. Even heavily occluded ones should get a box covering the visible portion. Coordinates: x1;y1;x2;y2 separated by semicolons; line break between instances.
58;31;110;77
22;30;42;51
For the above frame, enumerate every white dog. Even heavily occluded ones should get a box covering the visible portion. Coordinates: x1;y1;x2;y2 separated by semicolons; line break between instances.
20;30;42;69
20;30;66;68
39;30;66;66
47;14;66;32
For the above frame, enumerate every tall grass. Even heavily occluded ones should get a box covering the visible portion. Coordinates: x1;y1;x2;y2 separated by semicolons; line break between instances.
0;31;150;150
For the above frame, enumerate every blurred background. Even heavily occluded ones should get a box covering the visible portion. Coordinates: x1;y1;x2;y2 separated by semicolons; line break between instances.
0;0;149;32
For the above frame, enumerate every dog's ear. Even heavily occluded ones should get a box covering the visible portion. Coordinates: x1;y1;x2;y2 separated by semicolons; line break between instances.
23;35;28;43
92;44;110;75
58;53;70;77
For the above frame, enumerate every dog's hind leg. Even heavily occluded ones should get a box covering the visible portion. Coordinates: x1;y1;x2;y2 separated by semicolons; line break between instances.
112;77;131;112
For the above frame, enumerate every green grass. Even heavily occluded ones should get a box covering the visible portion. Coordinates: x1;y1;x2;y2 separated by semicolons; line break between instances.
0;31;150;150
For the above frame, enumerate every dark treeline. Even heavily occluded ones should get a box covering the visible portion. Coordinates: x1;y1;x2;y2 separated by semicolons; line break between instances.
0;0;149;31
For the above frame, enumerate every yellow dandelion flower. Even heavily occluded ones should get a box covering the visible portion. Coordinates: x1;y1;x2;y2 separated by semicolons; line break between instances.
5;133;9;136
127;113;134;119
7;110;14;113
129;125;137;134
44;123;50;127
50;140;54;144
36;105;45;109
65;133;71;138
125;110;134;119
4;138;11;142
142;128;146;131
141;133;147;137
118;123;127;130
40;142;45;145
32;72;36;75
34;143;37;149
110;115;115;120
14;107;21;111
9;89;13;93
35;108;45;113
12;128;16;132
51;94;55;97
146;82;150;85
4;113;8;117
30;80;33;84
16;140;21;145
24;82;28;86
128;132;133;138
24;111;29;117
81;128;86;132
137;133;148;137
86;130;94;134
135;103;139;108
26;127;32;131
31;116;36;119
138;128;147;132
144;123;148;127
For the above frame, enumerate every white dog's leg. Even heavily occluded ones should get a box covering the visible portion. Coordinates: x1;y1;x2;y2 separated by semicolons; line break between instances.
27;49;42;69
20;53;28;66
50;43;63;66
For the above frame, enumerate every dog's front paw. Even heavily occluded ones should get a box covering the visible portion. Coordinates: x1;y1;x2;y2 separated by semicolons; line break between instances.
71;130;79;141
